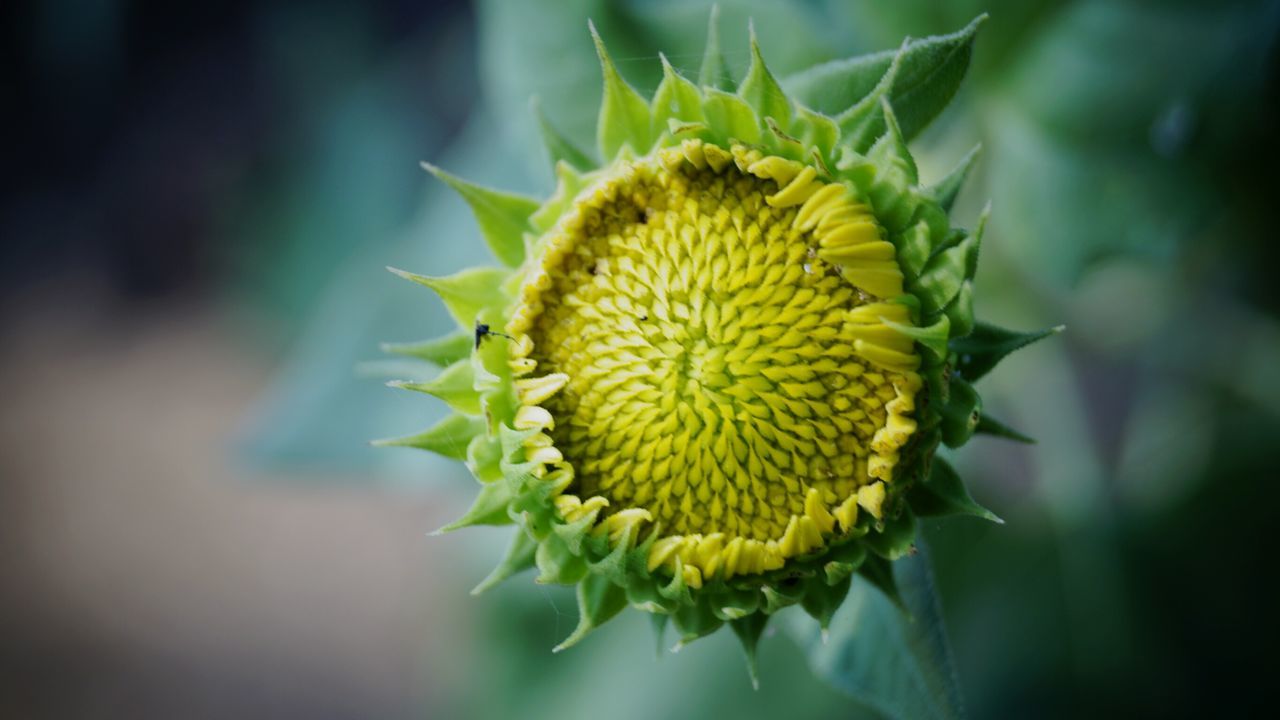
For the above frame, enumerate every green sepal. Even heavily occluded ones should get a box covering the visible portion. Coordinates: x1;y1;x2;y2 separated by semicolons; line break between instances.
791;106;839;165
709;585;762;621
702;88;763;146
388;266;508;329
553;572;628;652
907;456;1002;523
868;98;917;186
471;528;538;595
965;203;989;281
942;281;975;338
698;4;733;91
653;55;707;133
893;219;933;279
940;375;981;447
535;532;589;585
530;96;593;173
433;480;515;534
587;524;638;584
590;21;654;160
800;574;853;633
465;433;503;482
929;144;981;213
530;161;588;233
824;540;867;585
649;613;670;658
388;359;480;415
371;413;484;460
627;573;678;615
672;599;724;648
950;322;1065;382
857;554;905;610
884;313;950;360
738;25;792;131
864;505;917;560
380;331;472;367
657;557;694;606
552;512;602;556
976;413;1035;444
762;581;804;614
729;611;770;690
421;163;538;268
911;231;975;314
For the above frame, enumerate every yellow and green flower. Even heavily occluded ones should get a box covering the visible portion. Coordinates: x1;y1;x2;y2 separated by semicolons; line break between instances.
379;12;1055;680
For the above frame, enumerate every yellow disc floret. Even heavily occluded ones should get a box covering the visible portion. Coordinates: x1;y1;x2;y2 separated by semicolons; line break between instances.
506;140;922;584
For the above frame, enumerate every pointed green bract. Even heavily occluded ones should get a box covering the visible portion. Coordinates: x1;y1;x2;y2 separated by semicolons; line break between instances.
388;266;508;328
951;322;1065;381
531;96;594;173
591;21;654;160
930;144;982;212
698;4;733;91
372;413;484;460
389;359;481;415
975;413;1035;444
422;162;538;267
434;480;515;534
652;56;706;132
554;572;628;652
729;611;770;690
907;457;1001;523
739;27;792;130
380;331;472;367
472;529;538;594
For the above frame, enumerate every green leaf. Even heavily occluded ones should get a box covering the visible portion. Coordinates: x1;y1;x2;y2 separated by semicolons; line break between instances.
786;544;967;720
975;412;1035;444
591;20;654;160
370;413;484;460
530;96;594;173
908;456;1001;524
554;572;628;652
738;24;792;130
698;4;733;91
929;144;982;213
472;528;538;594
950;322;1064;382
388;359;481;415
380;331;472;367
421;163;539;267
787;15;986;149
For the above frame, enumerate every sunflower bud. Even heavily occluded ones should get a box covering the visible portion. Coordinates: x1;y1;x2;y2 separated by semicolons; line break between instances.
379;12;1056;681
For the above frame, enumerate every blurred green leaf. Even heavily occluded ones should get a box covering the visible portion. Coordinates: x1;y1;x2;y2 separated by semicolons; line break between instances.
786;545;966;720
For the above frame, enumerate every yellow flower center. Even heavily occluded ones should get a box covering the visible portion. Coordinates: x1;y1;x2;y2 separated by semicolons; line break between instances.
508;140;923;585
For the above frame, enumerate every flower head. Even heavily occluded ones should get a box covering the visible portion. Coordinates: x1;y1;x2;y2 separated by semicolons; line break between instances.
380;12;1056;681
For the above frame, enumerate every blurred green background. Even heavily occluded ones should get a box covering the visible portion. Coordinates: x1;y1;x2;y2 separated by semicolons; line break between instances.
3;0;1279;717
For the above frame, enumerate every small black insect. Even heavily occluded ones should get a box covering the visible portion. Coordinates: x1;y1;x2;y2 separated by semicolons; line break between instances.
475;321;513;349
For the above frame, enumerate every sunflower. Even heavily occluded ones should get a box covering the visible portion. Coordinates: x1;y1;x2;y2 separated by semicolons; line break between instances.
379;11;1056;682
